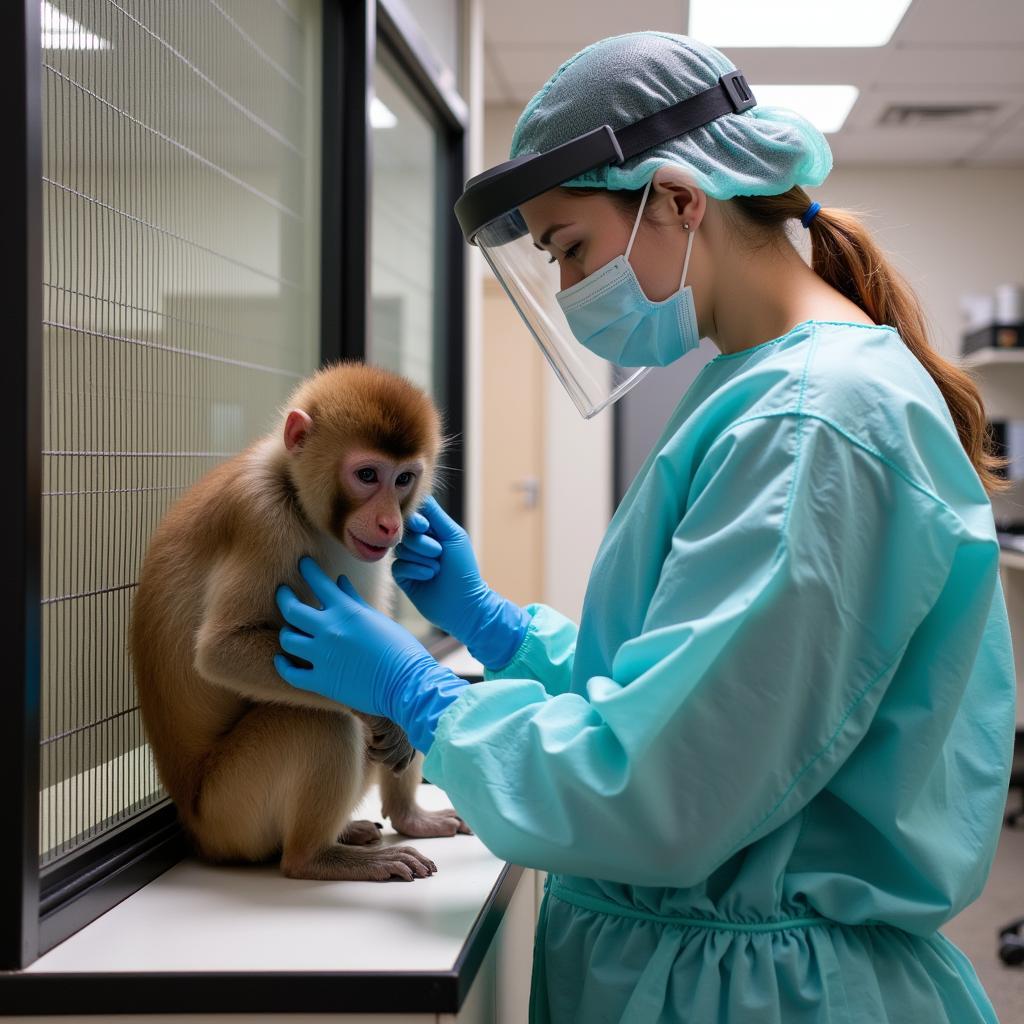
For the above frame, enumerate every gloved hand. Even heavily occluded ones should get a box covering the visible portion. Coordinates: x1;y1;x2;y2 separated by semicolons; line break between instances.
392;496;531;670
274;557;468;754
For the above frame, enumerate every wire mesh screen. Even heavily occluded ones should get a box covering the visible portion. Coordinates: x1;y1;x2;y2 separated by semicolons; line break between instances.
39;0;322;866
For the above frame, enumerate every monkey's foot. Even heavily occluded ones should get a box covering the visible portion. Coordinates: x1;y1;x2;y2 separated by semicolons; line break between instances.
338;819;383;845
281;843;437;882
389;806;472;838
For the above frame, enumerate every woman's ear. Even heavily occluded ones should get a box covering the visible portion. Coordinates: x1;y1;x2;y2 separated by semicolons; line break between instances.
650;166;706;230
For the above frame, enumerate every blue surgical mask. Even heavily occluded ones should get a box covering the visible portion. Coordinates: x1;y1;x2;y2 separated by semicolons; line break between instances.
554;179;701;367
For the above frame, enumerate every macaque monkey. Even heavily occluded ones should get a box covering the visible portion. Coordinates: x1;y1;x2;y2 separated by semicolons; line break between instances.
130;363;469;882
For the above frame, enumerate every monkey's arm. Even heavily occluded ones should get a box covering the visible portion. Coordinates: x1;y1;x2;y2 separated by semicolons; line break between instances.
196;617;344;713
194;556;417;772
194;554;346;715
200;630;414;772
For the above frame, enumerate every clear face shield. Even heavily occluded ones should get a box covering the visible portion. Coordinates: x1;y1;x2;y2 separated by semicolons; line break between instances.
476;209;652;419
454;71;756;418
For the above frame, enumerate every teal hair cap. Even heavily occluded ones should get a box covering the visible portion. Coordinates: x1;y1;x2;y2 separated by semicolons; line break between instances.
511;31;832;198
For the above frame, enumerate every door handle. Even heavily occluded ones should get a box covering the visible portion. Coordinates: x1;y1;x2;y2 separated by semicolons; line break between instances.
511;477;540;509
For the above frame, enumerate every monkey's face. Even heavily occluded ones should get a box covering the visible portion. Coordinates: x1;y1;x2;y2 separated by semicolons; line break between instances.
335;449;425;561
281;371;441;558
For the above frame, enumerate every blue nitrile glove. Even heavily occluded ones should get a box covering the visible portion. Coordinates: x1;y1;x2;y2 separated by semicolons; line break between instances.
392;496;531;670
274;557;468;754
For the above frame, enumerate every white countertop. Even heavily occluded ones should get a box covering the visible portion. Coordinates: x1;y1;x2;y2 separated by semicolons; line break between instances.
27;784;507;975
438;645;485;680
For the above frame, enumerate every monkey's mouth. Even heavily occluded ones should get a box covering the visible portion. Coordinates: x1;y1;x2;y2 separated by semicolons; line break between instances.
347;530;390;562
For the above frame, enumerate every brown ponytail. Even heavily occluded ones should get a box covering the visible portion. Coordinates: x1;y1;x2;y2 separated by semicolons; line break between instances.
731;187;1007;494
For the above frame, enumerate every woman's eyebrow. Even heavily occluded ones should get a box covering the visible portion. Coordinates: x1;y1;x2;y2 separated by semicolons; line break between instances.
533;223;572;250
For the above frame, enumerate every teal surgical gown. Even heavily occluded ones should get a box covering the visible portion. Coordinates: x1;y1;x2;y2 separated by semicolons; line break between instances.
422;319;1016;1024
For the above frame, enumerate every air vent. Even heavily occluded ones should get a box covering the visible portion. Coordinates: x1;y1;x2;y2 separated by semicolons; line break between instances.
879;103;1001;128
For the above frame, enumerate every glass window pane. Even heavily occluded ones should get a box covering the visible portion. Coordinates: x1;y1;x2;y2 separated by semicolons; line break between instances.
369;51;445;640
39;0;322;866
370;58;437;392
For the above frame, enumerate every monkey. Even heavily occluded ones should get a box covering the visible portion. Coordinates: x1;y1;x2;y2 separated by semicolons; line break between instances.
129;362;470;882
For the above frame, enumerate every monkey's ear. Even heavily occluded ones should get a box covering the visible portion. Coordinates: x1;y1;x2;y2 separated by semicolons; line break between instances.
283;409;313;452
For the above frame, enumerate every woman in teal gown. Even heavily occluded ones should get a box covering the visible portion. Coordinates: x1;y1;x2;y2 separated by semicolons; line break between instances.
423;317;1015;1022
273;31;1016;1024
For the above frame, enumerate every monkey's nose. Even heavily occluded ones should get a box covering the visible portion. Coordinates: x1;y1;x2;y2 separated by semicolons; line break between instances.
377;519;400;540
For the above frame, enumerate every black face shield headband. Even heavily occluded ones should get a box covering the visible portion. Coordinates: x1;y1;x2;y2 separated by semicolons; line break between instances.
454;70;756;245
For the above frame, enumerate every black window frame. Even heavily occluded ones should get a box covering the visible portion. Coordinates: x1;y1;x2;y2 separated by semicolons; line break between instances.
2;0;468;971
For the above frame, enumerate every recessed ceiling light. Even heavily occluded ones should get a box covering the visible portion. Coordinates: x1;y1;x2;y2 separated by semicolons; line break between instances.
752;85;859;134
41;1;110;50
690;0;913;47
369;96;398;130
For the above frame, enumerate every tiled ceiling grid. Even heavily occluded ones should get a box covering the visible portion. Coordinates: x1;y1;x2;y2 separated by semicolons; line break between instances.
482;0;1024;165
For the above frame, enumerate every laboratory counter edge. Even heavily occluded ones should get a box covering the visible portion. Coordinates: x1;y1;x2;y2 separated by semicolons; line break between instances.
0;864;523;1016
0;774;523;1017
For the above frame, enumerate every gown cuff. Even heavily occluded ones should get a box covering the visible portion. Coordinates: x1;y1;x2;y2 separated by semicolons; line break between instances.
483;603;576;683
423;603;578;775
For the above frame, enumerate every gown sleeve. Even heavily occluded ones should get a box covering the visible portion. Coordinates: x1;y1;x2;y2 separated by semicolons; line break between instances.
422;413;981;887
484;603;579;696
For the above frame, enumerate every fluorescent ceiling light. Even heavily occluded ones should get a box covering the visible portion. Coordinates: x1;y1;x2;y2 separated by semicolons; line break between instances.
752;84;858;134
41;1;110;50
689;0;913;47
369;96;398;130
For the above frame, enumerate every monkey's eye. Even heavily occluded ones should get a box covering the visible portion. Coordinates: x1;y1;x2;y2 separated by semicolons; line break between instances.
396;471;415;488
355;468;378;484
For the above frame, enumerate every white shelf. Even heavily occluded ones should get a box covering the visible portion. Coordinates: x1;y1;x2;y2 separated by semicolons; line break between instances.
962;347;1024;369
959;348;1024;420
1000;548;1024;572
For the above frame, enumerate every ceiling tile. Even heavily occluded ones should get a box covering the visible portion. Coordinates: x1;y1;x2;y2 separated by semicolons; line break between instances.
480;0;1024;166
483;42;513;104
849;87;1024;132
894;0;1024;46
968;139;1024;165
484;0;684;47
970;109;1024;164
714;47;886;85
482;66;504;104
488;42;595;101
828;127;988;164
877;45;1024;88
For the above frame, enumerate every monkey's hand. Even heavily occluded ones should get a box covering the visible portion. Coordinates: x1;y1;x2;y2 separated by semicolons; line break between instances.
361;714;416;774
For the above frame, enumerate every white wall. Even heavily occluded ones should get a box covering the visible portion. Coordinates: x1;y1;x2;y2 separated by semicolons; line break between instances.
812;166;1024;358
541;369;613;619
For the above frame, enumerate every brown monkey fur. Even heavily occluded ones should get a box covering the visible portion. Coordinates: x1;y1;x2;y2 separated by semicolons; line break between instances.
130;363;469;882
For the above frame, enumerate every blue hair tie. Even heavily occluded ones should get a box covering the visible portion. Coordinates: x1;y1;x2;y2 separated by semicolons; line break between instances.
801;201;821;229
